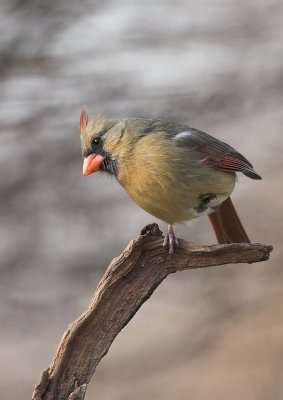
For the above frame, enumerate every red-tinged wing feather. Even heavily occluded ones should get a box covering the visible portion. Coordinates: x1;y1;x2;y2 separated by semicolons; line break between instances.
199;144;252;171
174;128;261;180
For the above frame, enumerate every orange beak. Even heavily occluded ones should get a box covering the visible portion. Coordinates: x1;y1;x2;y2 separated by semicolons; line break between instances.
83;154;105;176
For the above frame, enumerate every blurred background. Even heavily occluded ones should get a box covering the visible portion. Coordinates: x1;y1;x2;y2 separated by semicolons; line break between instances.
0;0;282;399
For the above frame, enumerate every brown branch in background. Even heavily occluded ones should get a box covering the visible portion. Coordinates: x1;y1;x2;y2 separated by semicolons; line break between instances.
32;223;272;400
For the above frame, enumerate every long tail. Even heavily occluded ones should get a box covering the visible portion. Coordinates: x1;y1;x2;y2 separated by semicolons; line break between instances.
208;197;250;244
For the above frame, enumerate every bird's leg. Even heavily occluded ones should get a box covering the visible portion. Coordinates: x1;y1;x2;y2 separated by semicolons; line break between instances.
163;224;179;254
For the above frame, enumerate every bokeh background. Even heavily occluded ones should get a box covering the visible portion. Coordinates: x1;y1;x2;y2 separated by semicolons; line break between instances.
1;0;282;399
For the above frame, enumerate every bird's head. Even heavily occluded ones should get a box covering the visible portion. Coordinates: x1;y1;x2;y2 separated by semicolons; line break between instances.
79;109;128;177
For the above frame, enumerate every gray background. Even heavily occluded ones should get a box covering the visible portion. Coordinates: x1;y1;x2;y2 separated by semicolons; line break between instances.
0;0;282;399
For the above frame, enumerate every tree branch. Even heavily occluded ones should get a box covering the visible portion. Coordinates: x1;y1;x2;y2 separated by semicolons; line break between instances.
32;223;272;400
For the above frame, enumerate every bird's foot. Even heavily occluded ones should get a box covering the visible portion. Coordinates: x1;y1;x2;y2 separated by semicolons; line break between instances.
163;224;179;254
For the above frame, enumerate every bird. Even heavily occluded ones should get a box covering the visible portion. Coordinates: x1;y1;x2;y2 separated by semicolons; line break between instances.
79;109;261;254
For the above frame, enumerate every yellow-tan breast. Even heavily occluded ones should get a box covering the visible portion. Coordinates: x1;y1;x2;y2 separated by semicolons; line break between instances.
115;130;236;224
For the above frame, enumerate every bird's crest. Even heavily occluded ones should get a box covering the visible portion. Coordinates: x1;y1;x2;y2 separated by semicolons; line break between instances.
80;108;89;132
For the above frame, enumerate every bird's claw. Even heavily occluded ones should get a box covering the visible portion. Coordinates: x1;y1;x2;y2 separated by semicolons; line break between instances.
163;225;179;254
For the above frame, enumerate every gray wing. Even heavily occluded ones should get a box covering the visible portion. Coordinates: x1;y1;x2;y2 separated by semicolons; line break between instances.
173;128;261;180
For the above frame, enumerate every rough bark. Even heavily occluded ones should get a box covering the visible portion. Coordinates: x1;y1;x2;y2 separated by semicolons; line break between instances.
32;223;272;400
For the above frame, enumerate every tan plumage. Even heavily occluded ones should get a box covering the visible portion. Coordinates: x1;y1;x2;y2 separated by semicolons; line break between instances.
80;110;261;253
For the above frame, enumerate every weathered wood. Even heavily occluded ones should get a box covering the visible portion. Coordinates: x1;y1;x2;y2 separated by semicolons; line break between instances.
32;223;272;400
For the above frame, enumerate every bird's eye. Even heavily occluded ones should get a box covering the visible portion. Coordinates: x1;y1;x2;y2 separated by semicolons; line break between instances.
92;136;102;147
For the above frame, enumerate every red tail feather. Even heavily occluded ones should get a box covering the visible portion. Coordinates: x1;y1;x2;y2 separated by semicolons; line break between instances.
208;197;250;244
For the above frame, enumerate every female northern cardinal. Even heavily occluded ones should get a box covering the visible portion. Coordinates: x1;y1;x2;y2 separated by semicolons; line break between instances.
79;110;261;253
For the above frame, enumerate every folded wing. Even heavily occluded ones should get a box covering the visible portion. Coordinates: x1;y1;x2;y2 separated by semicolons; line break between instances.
174;129;261;180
